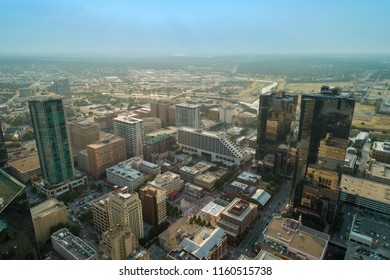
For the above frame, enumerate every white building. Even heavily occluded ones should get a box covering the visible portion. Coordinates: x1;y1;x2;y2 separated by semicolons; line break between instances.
113;115;144;158
175;103;201;129
149;171;184;195
106;164;144;192
178;127;249;166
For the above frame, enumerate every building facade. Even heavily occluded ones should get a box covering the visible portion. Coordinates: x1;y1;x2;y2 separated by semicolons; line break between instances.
0;122;8;168
175;103;201;129
69;120;100;154
114;116;144;158
139;184;167;225
29;95;74;185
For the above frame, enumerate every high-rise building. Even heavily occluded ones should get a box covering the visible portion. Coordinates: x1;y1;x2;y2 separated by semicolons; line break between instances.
255;91;298;178
98;224;138;260
108;187;144;239
139;184;167;226
28;95;74;185
175;103;201;129
92;187;144;239
48;79;71;98
113;116;144;158
150;100;170;123
86;135;126;178
31;198;68;243
0;169;39;259
292;86;355;224
178;127;248;166
0;122;8;168
69;120;100;154
18;87;33;98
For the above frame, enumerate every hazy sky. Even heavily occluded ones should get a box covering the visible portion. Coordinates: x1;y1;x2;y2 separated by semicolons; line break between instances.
1;0;389;56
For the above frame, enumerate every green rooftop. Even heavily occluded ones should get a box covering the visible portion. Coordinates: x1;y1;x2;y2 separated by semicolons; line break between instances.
0;169;24;213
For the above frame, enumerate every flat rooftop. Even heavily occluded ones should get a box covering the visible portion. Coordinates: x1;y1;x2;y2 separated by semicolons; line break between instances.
340;175;390;205
8;153;40;173
373;141;390;153
0;169;24;213
222;198;256;222
176;103;201;109
368;161;390;180
201;201;225;217
31;198;66;219
237;171;261;183
159;218;201;249
114;115;142;124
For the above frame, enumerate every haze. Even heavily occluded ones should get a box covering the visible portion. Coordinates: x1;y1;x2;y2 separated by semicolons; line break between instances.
1;0;390;56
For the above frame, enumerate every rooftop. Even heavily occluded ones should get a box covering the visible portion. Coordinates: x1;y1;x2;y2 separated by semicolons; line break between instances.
114;115;143;124
237;171;261;184
344;153;358;169
159;218;202;249
340;175;390;205
51;228;96;260
180;166;200;175
368;160;390;180
87;135;125;149
222;198;257;222
31;198;66;219
373;141;390;153
250;189;271;206
195;173;218;184
176;103;201;109
8;153;40;173
201;201;226;217
107;164;143;181
0;169;24;213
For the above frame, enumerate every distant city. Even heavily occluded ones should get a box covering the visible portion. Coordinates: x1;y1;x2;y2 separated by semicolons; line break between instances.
0;55;389;260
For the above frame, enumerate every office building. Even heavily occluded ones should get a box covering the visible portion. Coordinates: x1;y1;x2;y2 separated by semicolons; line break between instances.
372;141;390;163
69;120;100;154
0;169;39;259
91;193;111;235
200;201;226;227
149;171;184;196
114;115;144;158
51;228;96;260
223;181;256;200
216;198;257;241
8;153;41;183
142;117;162;133
0;122;7;168
139;184;167;225
219;104;242;124
144;128;177;163
29;95;74;185
108;187;144;239
183;183;205;201
86;135;126;178
47;79;71;98
175;103;201;129
167;227;227;260
150;101;171;123
126;157;161;176
262;215;330;260
158;218;202;251
178;127;248;166
256;91;298;178
366;160;390;185
194;173;218;191
292;87;355;224
31;198;68;243
106;164;144;192
98;224;138;260
94;112;117;130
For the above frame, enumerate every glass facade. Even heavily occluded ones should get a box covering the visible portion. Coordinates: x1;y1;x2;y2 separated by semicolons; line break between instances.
292;90;355;224
256;91;298;178
0;170;39;259
0;123;8;168
29;96;74;185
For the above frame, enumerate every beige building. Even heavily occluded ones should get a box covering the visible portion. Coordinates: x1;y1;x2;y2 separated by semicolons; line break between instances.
69;120;100;154
149;171;184;195
31;198;68;243
92;193;111;235
158;218;202;251
142;117;162;133
87;135;126;178
139;184;167;226
98;224;138;260
108;187;144;239
194;173;218;191
8;153;41;183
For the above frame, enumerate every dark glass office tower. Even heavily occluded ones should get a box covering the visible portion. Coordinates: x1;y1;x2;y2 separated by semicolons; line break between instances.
29;95;74;185
256;91;298;179
292;86;355;224
0;169;39;259
0;123;8;168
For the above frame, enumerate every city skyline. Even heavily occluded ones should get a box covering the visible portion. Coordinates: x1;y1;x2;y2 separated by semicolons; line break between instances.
1;1;390;56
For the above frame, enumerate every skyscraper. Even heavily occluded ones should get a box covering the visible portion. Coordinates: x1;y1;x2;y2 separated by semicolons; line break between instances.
292;86;355;224
175;103;201;129
0;169;39;259
139;184;167;226
0;122;8;168
29;95;74;185
255;91;298;178
69;120;100;154
113;116;144;158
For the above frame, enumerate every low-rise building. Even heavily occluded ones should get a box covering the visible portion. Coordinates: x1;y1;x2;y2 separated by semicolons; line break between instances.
343;153;358;175
167;227;227;260
183;183;205;201
194;173;218;191
51;228;96;260
250;189;271;206
8;153;41;183
366;160;390;185
179;166;201;183
158;218;202;251
372;141;390;163
106;165;144;192
31;198;68;244
149;171;184;195
236;171;262;186
200;201;226;226
223;181;256;200
217;198;257;241
262;215;330;260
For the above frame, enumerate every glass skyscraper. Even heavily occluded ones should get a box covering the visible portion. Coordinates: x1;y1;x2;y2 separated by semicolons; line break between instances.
292;86;355;224
29;95;74;185
0;169;39;259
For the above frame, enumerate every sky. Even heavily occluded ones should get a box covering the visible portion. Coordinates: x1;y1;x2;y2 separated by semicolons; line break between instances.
1;0;390;56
